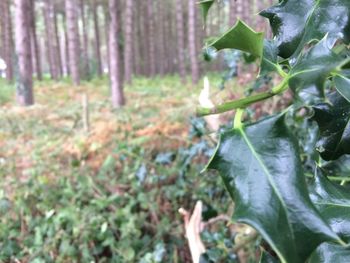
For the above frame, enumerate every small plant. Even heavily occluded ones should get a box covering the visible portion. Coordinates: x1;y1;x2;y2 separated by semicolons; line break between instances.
198;0;350;262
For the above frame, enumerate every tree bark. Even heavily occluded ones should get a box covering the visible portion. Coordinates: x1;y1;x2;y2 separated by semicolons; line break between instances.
43;0;59;80
147;0;156;76
66;0;80;85
176;0;186;83
80;0;90;78
229;0;236;26
63;14;70;76
92;0;102;77
1;0;14;82
29;0;42;80
124;0;134;83
109;0;125;107
188;0;199;84
15;0;34;106
54;11;63;77
104;4;110;74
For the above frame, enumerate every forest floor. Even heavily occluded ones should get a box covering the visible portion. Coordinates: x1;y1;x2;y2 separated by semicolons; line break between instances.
0;75;259;262
0;76;205;179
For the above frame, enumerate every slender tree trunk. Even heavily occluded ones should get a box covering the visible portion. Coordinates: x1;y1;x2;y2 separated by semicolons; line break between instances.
156;0;166;75
80;0;90;78
54;12;63;77
92;0;102;77
147;0;156;76
63;14;70;76
229;0;236;26
1;0;14;82
66;0;80;85
188;0;199;84
141;0;149;76
133;2;141;76
124;0;133;83
29;0;42;80
104;5;110;74
15;0;34;106
176;0;186;83
109;0;125;107
43;0;60;80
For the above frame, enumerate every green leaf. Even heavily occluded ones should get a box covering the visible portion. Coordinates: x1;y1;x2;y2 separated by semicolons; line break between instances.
334;71;350;103
210;20;264;58
288;38;345;103
207;114;339;263
260;40;279;76
311;92;350;160
308;171;350;262
261;0;350;58
199;0;215;24
309;243;350;263
322;156;350;178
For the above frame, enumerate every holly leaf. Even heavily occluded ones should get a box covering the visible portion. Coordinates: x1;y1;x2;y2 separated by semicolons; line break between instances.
311;92;350;160
309;170;350;241
334;70;350;103
322;156;350;178
288;38;345;103
259;40;279;76
210;20;264;58
309;243;350;263
261;0;350;58
198;0;215;24
207;114;340;263
308;171;350;262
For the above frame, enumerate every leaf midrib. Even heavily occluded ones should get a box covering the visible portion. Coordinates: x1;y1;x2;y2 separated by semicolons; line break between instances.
238;127;294;263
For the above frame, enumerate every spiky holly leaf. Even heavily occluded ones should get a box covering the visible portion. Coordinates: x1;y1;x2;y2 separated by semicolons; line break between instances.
260;0;350;58
288;38;346;103
198;0;215;24
207;114;339;263
210;20;264;58
308;171;350;262
311;92;350;160
334;70;350;103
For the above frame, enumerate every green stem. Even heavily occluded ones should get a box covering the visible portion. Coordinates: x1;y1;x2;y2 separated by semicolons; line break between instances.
197;77;289;117
305;173;350;182
234;109;244;129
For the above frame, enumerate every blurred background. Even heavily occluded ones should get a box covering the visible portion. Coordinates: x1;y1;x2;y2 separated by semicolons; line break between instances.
0;0;276;262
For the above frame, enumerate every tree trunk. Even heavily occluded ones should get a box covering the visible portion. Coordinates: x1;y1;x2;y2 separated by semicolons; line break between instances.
54;12;63;77
157;0;166;75
15;0;34;106
176;0;186;83
147;0;156;76
29;0;42;80
104;5;110;74
229;0;236;26
66;0;80;85
43;0;59;80
188;0;199;84
63;14;70;76
92;0;102;77
109;0;125;107
80;0;90;79
124;0;133;83
1;0;14;82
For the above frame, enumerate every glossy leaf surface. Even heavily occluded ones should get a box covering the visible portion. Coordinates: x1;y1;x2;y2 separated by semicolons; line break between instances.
288;38;345;102
261;0;350;58
309;171;350;262
207;114;339;263
210;20;264;58
311;92;350;160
